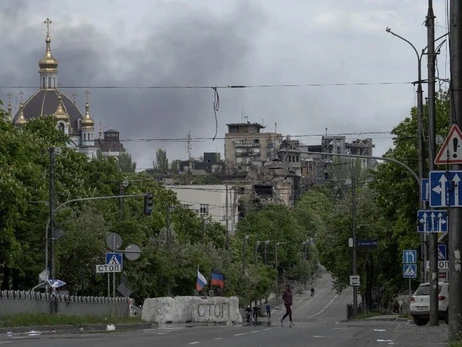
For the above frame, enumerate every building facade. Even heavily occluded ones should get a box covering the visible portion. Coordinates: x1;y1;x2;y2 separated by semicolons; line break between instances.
224;122;283;172
166;185;238;234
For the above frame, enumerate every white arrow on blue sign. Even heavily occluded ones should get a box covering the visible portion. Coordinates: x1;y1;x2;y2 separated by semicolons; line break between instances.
403;250;417;264
417;210;448;233
429;171;462;207
403;264;417;279
438;244;447;260
421;178;429;202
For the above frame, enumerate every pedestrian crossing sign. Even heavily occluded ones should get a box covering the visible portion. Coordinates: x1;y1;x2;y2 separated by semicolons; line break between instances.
403;264;417;279
105;252;123;267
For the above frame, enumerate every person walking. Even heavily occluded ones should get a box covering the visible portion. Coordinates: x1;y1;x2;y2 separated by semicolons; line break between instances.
280;284;293;327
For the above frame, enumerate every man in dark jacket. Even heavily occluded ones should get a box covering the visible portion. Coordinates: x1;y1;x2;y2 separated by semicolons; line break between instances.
281;284;293;327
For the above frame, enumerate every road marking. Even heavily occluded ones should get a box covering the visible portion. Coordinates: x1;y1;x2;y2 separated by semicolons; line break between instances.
374;329;386;332
263;328;271;331
305;293;340;319
0;342;12;345
234;333;247;336
213;337;223;340
188;342;201;345
249;330;260;334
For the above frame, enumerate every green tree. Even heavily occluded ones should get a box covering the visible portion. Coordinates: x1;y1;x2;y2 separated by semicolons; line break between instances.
153;149;169;173
118;151;137;173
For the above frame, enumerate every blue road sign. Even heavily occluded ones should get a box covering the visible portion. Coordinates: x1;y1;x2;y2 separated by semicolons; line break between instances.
429;171;462;207
357;240;378;247
421;178;429;202
105;252;123;267
403;264;417;279
417;210;448;233
438;244;447;260
403;250;417;264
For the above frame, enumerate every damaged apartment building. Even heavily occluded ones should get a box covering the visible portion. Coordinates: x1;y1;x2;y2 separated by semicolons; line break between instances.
223;122;375;219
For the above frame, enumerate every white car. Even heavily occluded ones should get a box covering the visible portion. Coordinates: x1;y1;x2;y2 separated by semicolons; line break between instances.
410;282;449;326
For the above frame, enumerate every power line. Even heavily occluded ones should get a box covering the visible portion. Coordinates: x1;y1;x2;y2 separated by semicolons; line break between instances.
120;131;392;143
0;81;414;90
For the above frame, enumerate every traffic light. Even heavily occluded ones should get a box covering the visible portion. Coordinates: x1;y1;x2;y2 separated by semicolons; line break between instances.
144;192;153;215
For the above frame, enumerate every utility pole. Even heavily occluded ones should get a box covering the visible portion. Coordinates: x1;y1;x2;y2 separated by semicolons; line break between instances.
201;216;206;244
352;177;358;317
449;0;462;340
119;181;124;220
275;242;279;294
242;235;249;274
48;147;56;314
426;0;439;326
225;185;229;251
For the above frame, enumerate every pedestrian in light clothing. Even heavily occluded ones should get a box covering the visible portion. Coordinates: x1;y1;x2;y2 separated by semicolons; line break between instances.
281;284;293;327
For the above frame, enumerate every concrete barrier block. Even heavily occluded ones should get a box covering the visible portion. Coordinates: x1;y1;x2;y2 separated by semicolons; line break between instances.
189;296;242;324
141;297;190;323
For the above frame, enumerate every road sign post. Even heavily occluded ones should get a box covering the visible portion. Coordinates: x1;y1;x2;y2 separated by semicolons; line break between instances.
403;250;417;296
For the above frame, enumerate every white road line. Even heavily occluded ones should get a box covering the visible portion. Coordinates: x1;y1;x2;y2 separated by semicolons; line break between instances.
305;293;340;319
234;333;248;336
188;342;201;345
213;337;223;340
263;328;272;331
249;330;260;334
374;329;386;332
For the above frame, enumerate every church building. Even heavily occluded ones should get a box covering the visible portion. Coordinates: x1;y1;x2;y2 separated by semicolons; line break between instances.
11;18;99;158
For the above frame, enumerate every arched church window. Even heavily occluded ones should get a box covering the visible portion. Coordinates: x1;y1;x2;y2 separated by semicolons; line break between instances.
48;76;52;88
54;76;57;88
42;76;46;89
57;122;65;133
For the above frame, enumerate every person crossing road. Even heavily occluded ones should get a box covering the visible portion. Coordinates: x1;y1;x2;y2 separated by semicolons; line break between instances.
280;284;293;327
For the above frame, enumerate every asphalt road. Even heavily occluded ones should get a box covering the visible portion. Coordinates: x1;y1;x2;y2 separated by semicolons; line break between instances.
0;273;450;346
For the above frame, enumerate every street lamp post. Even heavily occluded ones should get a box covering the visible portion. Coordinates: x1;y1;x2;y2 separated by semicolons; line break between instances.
386;27;450;284
386;27;426;282
243;235;249;274
264;240;270;264
255;241;261;264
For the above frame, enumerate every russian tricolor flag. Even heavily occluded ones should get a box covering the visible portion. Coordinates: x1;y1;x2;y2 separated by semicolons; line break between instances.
196;271;208;291
211;271;225;288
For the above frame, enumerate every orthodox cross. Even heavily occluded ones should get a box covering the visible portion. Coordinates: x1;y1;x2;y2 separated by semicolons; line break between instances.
19;90;24;103
44;18;52;35
85;89;90;102
72;92;77;103
7;92;12;104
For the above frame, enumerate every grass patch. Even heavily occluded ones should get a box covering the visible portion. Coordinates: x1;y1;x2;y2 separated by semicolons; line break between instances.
0;313;142;328
449;342;462;347
353;311;382;320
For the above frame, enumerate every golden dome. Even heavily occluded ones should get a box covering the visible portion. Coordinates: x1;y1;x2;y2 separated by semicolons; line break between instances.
53;93;69;121
38;34;59;73
15;103;27;126
81;101;95;128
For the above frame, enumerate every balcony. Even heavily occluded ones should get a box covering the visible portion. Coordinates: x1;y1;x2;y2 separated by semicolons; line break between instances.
234;140;260;148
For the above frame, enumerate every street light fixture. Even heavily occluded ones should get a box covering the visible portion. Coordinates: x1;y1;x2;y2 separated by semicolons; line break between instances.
385;28;449;283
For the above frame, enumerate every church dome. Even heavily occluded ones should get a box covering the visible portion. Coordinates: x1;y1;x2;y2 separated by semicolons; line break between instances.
81;101;95;128
13;90;84;134
38;34;59;73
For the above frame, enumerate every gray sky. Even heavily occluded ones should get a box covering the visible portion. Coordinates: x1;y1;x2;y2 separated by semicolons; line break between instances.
1;0;450;170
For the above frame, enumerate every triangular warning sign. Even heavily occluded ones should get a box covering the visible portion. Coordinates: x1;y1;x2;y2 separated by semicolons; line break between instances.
404;265;415;276
435;124;462;164
109;255;120;265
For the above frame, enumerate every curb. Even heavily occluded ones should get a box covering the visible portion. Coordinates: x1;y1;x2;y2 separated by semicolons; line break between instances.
0;323;154;337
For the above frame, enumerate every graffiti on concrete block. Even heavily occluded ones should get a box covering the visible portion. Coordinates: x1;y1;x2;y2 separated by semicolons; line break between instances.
197;302;230;318
156;301;173;315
